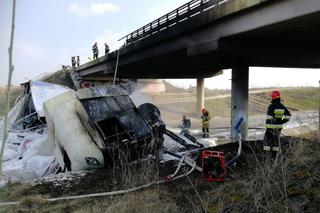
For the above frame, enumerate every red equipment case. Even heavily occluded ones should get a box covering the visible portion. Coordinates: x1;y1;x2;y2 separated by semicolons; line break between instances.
202;150;226;182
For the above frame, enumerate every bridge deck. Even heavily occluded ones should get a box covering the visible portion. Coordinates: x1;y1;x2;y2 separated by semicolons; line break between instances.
76;0;320;79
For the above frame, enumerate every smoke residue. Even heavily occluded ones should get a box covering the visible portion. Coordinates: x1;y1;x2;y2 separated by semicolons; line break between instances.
129;91;152;107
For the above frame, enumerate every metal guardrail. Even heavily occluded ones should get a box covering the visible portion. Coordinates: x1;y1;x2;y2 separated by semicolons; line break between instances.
118;0;226;44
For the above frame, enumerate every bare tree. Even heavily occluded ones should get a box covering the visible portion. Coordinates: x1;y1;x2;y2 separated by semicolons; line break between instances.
0;0;16;174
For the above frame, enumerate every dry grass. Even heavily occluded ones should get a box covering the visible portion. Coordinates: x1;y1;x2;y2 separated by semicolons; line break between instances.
0;86;20;116
152;87;319;120
103;189;179;213
205;132;320;212
252;87;320;112
1;148;179;213
1;132;320;212
38;68;74;88
2;189;179;213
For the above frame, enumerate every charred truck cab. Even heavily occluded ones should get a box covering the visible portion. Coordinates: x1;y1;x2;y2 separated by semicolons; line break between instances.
81;95;152;145
80;95;164;164
47;82;166;171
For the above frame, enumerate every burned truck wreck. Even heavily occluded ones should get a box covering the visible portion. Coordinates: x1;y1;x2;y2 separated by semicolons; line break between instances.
7;80;165;173
77;87;166;168
5;80;232;182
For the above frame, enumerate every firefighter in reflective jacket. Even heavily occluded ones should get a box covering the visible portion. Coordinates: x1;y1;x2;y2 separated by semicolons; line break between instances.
92;42;99;60
264;90;291;157
201;108;211;138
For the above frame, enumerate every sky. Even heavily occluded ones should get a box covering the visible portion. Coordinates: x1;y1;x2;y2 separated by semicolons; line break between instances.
1;0;319;89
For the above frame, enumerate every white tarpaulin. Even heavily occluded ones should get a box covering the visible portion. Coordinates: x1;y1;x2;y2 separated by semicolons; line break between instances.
31;81;70;117
2;129;57;181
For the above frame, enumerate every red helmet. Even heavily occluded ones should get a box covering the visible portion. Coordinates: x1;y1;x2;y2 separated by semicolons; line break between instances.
271;90;280;100
201;108;206;113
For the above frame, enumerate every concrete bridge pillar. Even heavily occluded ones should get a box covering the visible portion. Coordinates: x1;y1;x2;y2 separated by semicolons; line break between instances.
196;78;205;115
231;65;249;142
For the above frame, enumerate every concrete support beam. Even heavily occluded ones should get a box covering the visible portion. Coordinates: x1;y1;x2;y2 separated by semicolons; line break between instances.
196;78;205;115
231;65;249;142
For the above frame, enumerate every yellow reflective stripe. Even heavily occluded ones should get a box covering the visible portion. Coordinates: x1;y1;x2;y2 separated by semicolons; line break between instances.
263;146;271;151
274;109;285;118
272;146;280;152
266;124;283;129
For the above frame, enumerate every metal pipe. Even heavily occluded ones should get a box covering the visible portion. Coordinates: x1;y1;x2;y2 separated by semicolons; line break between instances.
10;111;37;127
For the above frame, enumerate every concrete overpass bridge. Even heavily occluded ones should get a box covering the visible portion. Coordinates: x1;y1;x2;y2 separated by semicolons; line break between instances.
75;0;320;141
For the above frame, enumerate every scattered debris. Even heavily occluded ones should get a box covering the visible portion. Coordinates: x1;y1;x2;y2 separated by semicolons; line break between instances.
2;79;225;184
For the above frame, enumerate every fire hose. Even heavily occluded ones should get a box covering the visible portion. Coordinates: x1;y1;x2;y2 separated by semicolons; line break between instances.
0;156;196;206
226;117;244;167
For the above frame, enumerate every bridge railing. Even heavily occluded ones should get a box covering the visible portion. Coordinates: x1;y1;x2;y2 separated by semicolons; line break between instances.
118;0;226;45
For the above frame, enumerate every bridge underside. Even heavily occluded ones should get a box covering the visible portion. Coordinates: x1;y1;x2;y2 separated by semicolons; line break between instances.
77;0;320;79
75;0;320;142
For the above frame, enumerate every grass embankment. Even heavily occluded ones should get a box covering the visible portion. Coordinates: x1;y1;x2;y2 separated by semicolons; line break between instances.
207;87;320;117
37;68;73;87
154;87;319;118
0;86;20;117
251;87;319;111
0;132;319;212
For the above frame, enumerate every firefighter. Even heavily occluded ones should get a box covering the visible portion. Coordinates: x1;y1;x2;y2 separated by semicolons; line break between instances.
180;115;191;134
264;90;291;157
92;42;99;60
201;108;211;138
104;43;110;55
71;56;76;68
76;56;80;67
182;115;191;129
